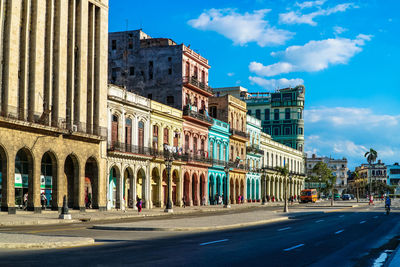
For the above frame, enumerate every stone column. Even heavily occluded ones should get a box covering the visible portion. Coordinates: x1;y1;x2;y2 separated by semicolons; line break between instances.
31;156;41;213
132;171;137;210
4;154;15;214
144;164;151;209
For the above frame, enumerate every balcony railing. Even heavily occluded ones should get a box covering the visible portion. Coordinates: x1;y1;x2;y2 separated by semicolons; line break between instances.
228;161;249;171
230;129;250;139
108;142;156;156
183;76;213;94
183;105;213;124
210;158;228;167
184;151;212;164
246;145;264;155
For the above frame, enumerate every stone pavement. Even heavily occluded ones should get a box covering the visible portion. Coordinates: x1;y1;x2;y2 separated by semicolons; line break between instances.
0;233;94;249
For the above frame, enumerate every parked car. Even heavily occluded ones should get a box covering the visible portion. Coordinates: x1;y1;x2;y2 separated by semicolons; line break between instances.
334;193;341;200
342;194;351;200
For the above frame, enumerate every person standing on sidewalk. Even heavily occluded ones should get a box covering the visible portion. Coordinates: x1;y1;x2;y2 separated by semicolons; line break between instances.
182;196;186;208
136;198;142;213
23;193;28;210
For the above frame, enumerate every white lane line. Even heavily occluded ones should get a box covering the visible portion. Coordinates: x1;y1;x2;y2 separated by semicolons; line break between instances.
316;219;325;223
278;227;292;231
335;229;344;234
283;243;305;251
200;239;229;246
360;220;366;224
373;216;379;219
339;215;344;218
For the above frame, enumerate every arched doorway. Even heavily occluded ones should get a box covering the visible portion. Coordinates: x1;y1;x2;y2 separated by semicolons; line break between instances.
64;155;79;209
216;175;221;197
85;157;98;209
200;174;206;205
192;173;198;206
256;179;260;201
223;175;228;205
136;168;146;203
172;170;178;205
209;175;214;205
247;179;251;201
235;180;239;203
0;145;7;210
252;179;255;202
151;168;160;207
162;169;167;205
15;148;33;209
41;152;57;210
183;172;190;206
124;167;134;208
108;166;119;209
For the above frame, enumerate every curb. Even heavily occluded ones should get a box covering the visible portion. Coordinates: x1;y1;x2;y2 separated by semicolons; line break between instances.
0;219;80;227
0;237;95;249
92;217;289;232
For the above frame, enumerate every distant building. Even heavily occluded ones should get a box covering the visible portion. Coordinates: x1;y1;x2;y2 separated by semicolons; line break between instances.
306;154;349;193
387;163;400;186
355;160;387;196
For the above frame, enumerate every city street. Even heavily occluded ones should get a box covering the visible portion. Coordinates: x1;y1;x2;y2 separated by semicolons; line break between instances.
0;202;398;266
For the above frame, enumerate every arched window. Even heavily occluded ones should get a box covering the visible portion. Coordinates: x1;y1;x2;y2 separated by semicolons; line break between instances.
185;135;189;152
152;125;158;149
193;137;198;154
210;142;214;159
194;66;198;79
138;121;144;147
163;128;169;145
185;62;190;77
111;115;119;145
201;70;205;83
125;118;132;146
173;132;179;147
216;143;220;160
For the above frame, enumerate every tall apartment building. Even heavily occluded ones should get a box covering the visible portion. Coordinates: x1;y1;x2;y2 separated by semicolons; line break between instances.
108;30;213;206
306;154;349;193
0;0;109;213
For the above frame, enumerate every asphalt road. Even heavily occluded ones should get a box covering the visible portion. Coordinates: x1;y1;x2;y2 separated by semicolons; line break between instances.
0;204;398;267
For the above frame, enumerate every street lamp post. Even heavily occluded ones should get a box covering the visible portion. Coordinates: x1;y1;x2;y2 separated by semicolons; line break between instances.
164;145;174;213
224;165;231;208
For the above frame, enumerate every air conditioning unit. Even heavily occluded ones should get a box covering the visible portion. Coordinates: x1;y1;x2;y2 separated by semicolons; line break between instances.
72;125;78;132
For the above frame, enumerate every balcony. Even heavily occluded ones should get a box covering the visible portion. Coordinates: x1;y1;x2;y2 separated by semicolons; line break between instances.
228;161;249;171
230;128;250;139
183;76;213;95
210;158;229;167
108;142;155;156
184;151;212;165
183;105;213;125
246;145;264;155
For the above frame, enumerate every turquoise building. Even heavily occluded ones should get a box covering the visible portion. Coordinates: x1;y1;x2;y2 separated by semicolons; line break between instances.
246;115;263;202
208;119;231;205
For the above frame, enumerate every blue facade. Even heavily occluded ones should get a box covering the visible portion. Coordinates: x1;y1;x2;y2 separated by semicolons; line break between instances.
387;163;400;186
208;119;231;205
246;115;263;202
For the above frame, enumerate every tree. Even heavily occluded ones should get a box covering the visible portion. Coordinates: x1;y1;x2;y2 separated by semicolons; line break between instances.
364;148;378;195
276;165;289;213
312;162;336;206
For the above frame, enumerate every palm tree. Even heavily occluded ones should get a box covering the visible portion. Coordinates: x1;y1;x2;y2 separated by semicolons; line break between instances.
364;148;378;195
276;165;290;213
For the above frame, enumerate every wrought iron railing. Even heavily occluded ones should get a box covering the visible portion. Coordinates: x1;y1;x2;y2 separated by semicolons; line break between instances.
230;128;250;139
183;76;213;94
246;145;264;155
182;105;213;124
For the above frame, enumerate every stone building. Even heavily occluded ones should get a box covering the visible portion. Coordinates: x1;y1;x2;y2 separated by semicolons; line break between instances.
108;29;213;207
243;86;305;152
246;115;263;202
208;119;230;205
208;94;249;204
260;133;305;201
149;99;184;208
106;84;152;210
354;160;387;196
0;0;109;214
306;154;349;194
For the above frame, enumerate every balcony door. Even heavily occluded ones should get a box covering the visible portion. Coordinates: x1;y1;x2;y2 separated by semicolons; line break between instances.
125;118;132;152
138;121;144;149
112;115;119;146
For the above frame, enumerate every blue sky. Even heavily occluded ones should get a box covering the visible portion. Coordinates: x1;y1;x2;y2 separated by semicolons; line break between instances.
109;0;400;169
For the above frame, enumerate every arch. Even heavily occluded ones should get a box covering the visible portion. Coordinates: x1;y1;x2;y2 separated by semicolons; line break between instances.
200;173;206;205
172;169;179;205
240;179;245;200
136;168;146;201
247;179;251;201
108;165;120;209
41;151;57;210
256;179;260;201
15;148;34;210
209;174;215;205
124;166;134;208
192;172;198;206
0;145;8;211
251;179;255;201
183;172;190;206
151;167;160;207
84;157;99;209
216;175;221;197
235;179;240;203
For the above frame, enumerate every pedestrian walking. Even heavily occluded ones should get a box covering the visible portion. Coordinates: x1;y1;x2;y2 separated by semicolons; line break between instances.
41;192;47;209
218;195;222;205
182;196;186;208
267;195;270;202
136;198;142;213
290;195;294;205
241;195;244;204
369;195;374;206
238;195;241;204
23;193;28;210
202;196;206;206
272;195;275;202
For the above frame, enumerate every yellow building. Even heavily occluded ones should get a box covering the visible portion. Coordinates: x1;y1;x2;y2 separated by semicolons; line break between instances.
149;100;184;208
209;95;249;204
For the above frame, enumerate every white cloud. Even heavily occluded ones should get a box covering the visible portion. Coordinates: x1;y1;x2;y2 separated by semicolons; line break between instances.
305;107;400;127
333;141;367;156
296;0;326;9
279;3;358;26
333;26;348;35
249;34;372;77
188;9;294;47
249;76;304;91
227;72;235;77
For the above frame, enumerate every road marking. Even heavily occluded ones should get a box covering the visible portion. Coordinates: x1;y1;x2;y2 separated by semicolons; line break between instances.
360;220;366;224
335;229;344;234
200;239;229;246
339;215;344;218
278;227;292;231
315;220;324;223
283;243;304;251
373;216;379;219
